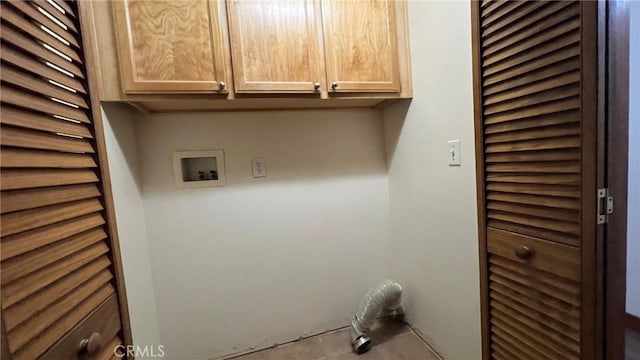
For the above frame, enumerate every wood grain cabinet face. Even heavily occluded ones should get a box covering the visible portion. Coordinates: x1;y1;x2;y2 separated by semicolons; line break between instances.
471;1;599;359
112;0;229;94
321;0;401;93
227;0;325;93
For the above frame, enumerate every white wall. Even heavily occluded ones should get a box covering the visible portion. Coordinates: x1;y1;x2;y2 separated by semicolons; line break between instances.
101;104;162;351
135;110;392;359
383;1;482;359
627;0;640;318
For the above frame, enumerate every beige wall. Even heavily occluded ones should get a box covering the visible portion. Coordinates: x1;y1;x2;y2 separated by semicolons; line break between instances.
383;1;482;359
101;104;162;353
102;2;484;358
135;110;392;359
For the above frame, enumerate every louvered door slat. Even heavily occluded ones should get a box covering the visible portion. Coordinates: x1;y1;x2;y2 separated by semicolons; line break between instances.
3;258;111;331
1;184;101;214
32;0;78;33
492;338;532;360
6;1;80;48
482;1;527;29
0;4;82;63
492;318;575;360
0;86;89;122
485;111;579;134
492;342;528;360
0;148;97;168
49;0;76;19
482;1;547;38
484;58;580;95
487;201;578;222
0;169;98;191
1;213;105;261
486;173;579;185
492;307;580;353
491;296;580;341
1;107;93;138
473;1;598;358
0;199;103;237
1;227;107;285
484;46;580;86
13;284;114;360
481;1;507;19
0;66;88;108
485;160;580;172
0;45;85;94
484;84;580;114
1;126;94;153
483;31;580;76
483;2;572;47
1;242;109;309
485;123;580;143
1;0;127;357
485;135;580;152
0;24;85;78
484;97;580;124
484;71;580;105
485;148;581;162
8;271;113;351
492;327;553;360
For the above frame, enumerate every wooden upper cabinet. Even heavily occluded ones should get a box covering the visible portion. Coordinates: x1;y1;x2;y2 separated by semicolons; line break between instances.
112;0;229;94
94;0;411;106
227;0;325;93
321;0;401;93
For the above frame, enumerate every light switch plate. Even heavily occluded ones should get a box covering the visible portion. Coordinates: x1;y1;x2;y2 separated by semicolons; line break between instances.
252;158;266;178
448;140;461;166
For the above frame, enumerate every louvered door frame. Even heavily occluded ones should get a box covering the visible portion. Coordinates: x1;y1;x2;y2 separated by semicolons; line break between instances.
471;1;601;360
1;0;132;357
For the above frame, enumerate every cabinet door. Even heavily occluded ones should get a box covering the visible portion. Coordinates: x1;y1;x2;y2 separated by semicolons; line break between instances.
471;1;599;359
321;0;400;93
0;0;129;357
227;0;324;93
112;0;228;94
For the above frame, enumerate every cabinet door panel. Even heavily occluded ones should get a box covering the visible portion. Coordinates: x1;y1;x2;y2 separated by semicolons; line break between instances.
113;0;228;93
227;0;324;93
321;0;400;93
472;1;599;359
1;0;130;357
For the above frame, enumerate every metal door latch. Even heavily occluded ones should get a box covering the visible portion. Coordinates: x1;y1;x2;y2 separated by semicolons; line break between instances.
597;188;614;224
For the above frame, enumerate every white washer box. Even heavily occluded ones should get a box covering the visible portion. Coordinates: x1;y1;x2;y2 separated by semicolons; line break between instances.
173;150;226;188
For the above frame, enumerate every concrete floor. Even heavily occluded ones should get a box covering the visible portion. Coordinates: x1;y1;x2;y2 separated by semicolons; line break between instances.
628;329;640;360
226;319;439;360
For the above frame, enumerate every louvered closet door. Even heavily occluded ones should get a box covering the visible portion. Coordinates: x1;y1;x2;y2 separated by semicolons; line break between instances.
471;1;598;360
0;1;126;359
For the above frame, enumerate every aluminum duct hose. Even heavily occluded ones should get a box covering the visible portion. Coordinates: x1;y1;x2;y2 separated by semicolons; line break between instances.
350;280;403;354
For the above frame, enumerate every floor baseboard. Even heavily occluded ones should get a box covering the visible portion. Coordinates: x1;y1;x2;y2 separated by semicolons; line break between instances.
628;313;640;333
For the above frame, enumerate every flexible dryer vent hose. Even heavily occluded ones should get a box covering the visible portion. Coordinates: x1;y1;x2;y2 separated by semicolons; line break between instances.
350;280;403;354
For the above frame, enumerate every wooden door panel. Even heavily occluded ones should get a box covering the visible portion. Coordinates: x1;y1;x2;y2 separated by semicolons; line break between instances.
227;0;325;93
112;0;229;93
1;0;128;358
487;236;582;360
321;0;400;93
40;295;122;360
472;1;599;359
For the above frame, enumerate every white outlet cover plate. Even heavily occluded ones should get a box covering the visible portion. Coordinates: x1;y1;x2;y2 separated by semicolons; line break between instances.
448;139;461;166
252;158;266;178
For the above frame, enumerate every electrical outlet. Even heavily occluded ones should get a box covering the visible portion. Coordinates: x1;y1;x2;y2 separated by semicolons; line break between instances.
448;140;461;166
252;158;266;178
